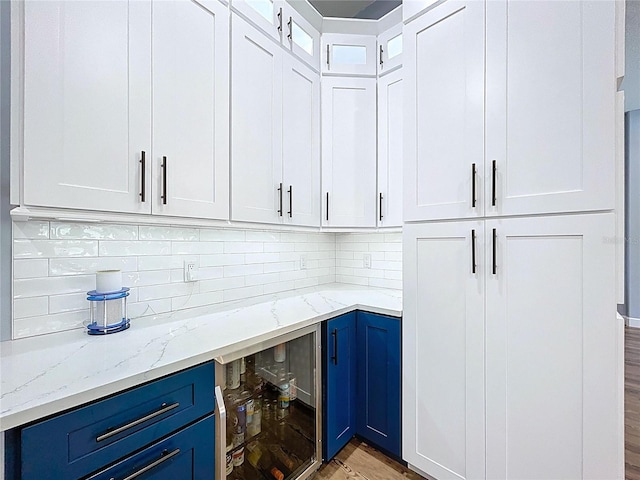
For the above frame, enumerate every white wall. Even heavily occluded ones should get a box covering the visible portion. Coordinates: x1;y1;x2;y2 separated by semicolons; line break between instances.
625;0;640;112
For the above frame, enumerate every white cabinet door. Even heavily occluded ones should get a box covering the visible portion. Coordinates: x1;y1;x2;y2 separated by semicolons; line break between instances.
152;0;229;220
404;0;484;221
378;23;402;75
377;69;403;227
321;77;377;227
282;56;320;227
485;213;621;479
282;4;320;71
22;1;151;213
322;33;378;76
486;0;615;216
231;15;283;224
403;221;485;480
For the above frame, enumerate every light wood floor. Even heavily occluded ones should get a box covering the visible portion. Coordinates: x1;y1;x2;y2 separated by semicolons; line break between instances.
313;439;424;480
627;327;640;479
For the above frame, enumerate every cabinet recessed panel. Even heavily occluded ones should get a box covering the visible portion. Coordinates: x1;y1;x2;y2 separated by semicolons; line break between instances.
404;0;484;221
153;0;229;219
403;222;485;480
486;0;615;214
23;1;151;213
231;18;283;223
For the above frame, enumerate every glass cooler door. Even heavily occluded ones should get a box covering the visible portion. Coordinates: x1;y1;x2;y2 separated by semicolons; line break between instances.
215;325;320;480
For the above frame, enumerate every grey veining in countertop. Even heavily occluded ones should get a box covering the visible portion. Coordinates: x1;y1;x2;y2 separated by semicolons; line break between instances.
0;284;401;431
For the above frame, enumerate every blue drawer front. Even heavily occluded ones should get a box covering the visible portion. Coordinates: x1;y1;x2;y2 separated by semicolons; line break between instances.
87;414;215;480
323;312;357;461
21;362;215;480
356;312;401;457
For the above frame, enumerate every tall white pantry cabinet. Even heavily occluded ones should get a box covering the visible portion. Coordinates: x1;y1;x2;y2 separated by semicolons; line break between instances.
403;1;622;480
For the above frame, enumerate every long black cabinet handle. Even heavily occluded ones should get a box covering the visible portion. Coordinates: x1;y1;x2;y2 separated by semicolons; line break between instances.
161;156;167;205
139;151;146;203
277;183;283;216
96;402;180;442
121;448;181;480
287;185;292;218
491;160;497;207
277;8;282;32
471;229;476;274
326;192;329;221
287;17;292;41
326;44;330;67
379;45;383;66
471;163;476;208
492;228;497;275
331;328;338;365
379;192;384;221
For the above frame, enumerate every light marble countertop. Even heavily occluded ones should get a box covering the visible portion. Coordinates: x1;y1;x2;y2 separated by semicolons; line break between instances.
0;284;401;431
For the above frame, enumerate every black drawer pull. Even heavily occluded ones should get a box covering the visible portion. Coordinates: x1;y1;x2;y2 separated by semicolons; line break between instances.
96;402;180;442
331;328;338;365
139;151;146;203
161;156;168;205
471;229;476;274
119;448;181;480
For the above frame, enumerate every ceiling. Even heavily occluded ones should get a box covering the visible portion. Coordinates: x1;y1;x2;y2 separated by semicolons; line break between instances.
308;0;402;20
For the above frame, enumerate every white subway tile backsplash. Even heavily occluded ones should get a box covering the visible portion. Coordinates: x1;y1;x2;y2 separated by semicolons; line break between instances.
99;241;171;256
14;259;49;279
224;242;264;254
139;226;199;241
14;221;50;239
14;296;48;319
12;221;405;340
49;257;138;276
14;240;99;258
171;241;223;255
50;223;138;240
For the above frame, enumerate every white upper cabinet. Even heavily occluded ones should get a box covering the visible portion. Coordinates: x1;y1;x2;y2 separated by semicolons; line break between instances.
378;23;402;75
282;56;321;227
486;0;615;216
322;77;377;227
231;15;284;224
232;15;320;226
377;68;403;227
322;33;378;76
22;1;152;214
152;0;229;220
232;0;320;69
404;0;485;222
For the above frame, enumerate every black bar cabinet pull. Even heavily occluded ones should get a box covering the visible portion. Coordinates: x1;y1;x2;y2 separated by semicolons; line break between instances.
121;449;180;480
471;162;476;208
331;329;338;365
96;402;180;442
326;44;330;67
139;151;146;203
492;228;497;275
277;8;282;32
287;17;292;40
287;185;292;218
161;156;167;205
277;183;283;216
379;45;383;66
491;160;497;207
471;229;476;274
379;192;384;221
326;192;329;221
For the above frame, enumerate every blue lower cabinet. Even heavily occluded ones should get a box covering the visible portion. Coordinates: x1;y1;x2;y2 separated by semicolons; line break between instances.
356;312;401;458
323;312;357;461
86;414;215;480
323;311;402;462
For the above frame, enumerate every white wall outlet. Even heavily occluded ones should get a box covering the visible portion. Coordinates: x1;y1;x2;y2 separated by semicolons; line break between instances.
300;255;307;270
184;261;198;282
363;253;372;269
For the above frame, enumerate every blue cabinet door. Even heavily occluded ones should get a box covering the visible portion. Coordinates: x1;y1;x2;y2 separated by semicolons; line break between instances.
356;312;401;457
323;312;357;460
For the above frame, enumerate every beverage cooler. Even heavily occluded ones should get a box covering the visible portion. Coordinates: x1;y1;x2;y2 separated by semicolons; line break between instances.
214;325;322;480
